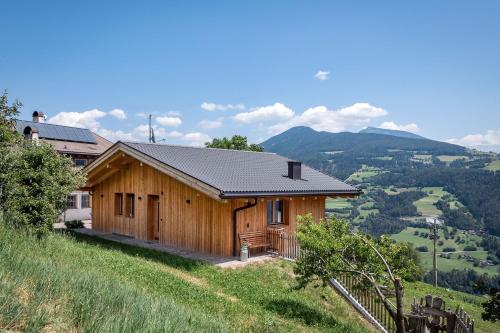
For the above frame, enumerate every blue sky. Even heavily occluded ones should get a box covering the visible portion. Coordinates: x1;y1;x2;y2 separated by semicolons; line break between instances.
1;1;500;150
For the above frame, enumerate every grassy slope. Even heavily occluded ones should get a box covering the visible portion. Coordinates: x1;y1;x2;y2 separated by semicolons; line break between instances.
0;225;373;333
391;227;498;275
485;159;500;171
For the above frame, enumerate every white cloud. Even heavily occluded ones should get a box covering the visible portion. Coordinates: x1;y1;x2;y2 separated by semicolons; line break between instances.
167;130;183;138
314;70;330;81
167;111;182;117
447;130;500;152
199;118;223;129
233;103;294;124
109;108;127;120
181;132;211;146
201;102;245;112
268;103;387;134
98;128;137;142
378;121;420;133
156;116;182;127
47;109;107;131
133;124;169;139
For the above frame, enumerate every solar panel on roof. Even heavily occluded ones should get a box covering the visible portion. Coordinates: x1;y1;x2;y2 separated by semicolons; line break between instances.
15;120;97;144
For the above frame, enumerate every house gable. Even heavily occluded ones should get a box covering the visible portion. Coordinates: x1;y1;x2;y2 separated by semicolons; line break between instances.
84;143;223;201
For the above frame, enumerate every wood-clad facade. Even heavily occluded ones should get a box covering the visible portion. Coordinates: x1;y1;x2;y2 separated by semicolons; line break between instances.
89;154;329;257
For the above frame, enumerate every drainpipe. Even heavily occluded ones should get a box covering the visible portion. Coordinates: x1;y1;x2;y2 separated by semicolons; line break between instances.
232;198;258;257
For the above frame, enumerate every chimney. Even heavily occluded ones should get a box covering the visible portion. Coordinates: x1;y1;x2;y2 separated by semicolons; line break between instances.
287;161;302;180
32;111;45;123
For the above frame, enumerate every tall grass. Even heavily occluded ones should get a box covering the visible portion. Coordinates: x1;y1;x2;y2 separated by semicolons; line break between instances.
0;224;226;332
0;221;374;332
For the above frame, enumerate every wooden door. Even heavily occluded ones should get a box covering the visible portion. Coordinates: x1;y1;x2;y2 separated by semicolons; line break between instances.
147;195;160;241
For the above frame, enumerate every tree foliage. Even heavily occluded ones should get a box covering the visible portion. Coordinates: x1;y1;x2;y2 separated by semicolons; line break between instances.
482;291;500;323
205;135;263;152
0;91;23;213
0;92;85;236
294;214;422;332
0;90;22;144
3;141;85;236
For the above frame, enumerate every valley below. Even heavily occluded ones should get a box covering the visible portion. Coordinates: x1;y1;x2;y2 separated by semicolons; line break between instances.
263;126;500;295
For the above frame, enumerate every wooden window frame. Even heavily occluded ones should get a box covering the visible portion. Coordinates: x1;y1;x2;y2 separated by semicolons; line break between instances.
115;193;123;216
125;193;135;218
74;159;87;167
81;194;90;208
266;199;288;225
67;195;78;209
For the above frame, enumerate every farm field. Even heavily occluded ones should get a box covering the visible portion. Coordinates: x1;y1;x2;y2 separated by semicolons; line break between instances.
391;227;498;275
412;187;462;216
436;155;469;164
326;197;354;209
411;154;432;164
391;227;483;252
346;167;384;183
418;251;497;275
0;223;373;333
485;159;500;171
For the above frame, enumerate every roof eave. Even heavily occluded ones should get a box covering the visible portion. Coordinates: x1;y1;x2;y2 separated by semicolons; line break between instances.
219;189;362;199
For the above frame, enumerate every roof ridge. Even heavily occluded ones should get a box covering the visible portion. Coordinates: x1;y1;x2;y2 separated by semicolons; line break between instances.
16;119;93;132
121;141;277;155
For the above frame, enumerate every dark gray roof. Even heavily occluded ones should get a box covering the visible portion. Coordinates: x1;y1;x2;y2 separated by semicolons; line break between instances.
15;120;97;144
122;142;360;198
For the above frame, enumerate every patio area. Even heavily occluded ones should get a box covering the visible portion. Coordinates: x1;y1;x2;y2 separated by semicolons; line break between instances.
69;225;275;268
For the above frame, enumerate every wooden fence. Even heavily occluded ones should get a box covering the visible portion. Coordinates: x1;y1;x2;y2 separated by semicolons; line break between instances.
265;230;474;333
336;273;397;333
267;228;300;260
411;295;474;333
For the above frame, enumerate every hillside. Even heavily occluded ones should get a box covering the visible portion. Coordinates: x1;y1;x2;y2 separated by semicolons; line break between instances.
1;224;497;333
359;126;426;140
262;126;500;291
262;126;465;159
0;223;373;333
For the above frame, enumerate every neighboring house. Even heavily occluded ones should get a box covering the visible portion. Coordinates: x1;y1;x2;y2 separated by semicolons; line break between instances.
16;111;112;221
83;141;360;257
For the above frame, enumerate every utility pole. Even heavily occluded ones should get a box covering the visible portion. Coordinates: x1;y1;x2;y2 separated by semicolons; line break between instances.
432;218;438;288
148;114;155;143
148;114;151;143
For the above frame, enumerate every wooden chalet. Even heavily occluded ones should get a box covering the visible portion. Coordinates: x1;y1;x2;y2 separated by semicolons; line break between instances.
83;142;360;257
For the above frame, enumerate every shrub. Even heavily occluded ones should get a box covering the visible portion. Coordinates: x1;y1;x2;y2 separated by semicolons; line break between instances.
464;245;478;251
443;247;456;252
416;246;429;252
438;240;444;246
64;220;84;229
3;142;85;236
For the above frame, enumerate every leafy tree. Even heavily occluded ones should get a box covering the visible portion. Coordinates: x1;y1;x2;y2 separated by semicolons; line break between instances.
0;90;22;144
3;141;85;236
0;91;22;216
205;135;264;152
482;290;500;322
294;214;421;333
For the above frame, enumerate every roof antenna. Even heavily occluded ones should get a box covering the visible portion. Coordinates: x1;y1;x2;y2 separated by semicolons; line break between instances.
148;114;155;143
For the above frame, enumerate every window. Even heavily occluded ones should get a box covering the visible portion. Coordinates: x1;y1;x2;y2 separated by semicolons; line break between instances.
115;193;123;215
74;159;87;167
275;200;283;224
266;201;274;225
267;199;287;224
67;195;78;209
81;194;90;208
125;193;135;218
